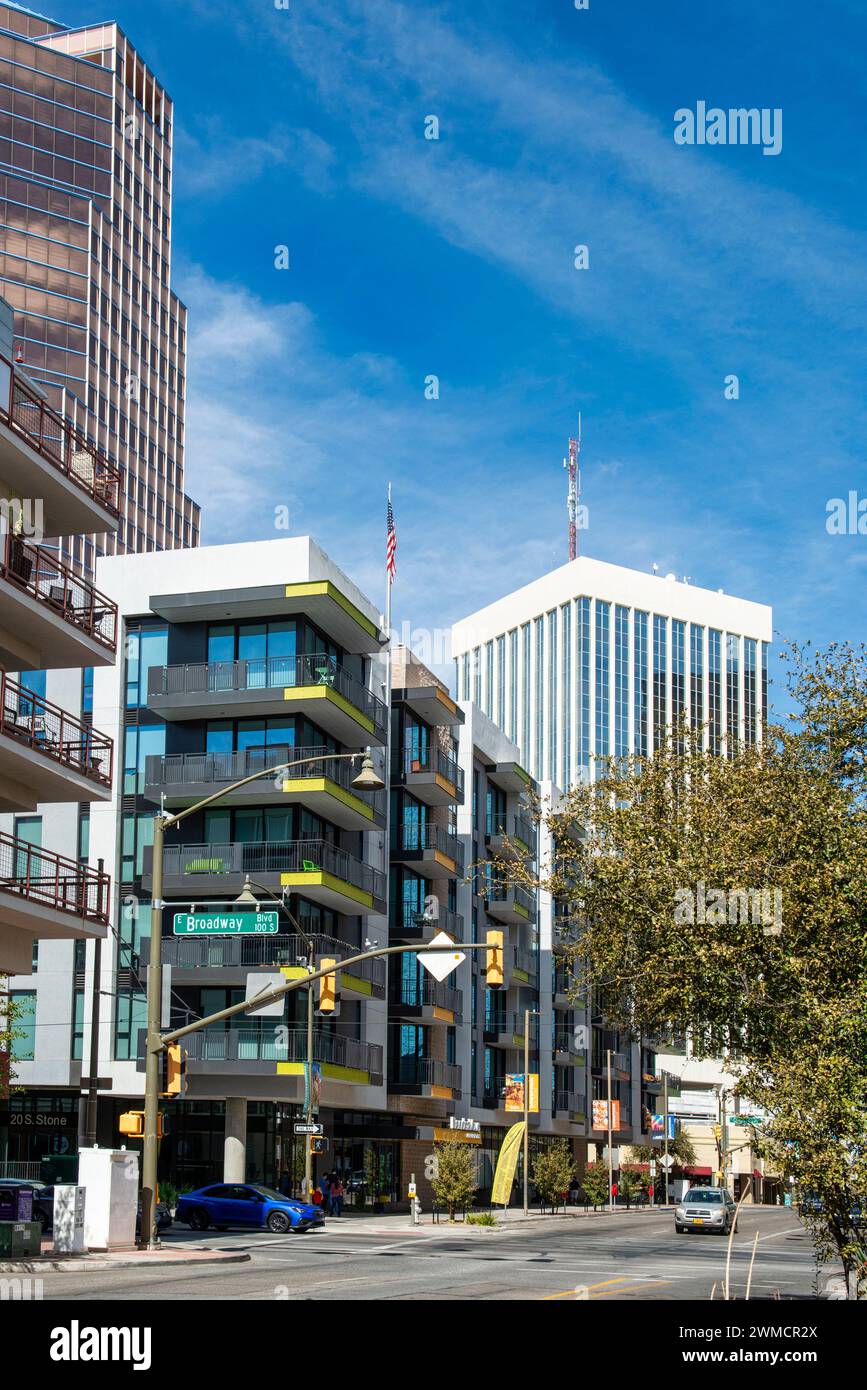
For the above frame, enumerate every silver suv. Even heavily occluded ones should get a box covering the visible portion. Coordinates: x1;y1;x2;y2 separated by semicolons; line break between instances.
675;1187;738;1234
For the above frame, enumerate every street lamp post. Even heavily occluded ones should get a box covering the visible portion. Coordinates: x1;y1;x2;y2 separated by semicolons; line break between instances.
140;748;385;1249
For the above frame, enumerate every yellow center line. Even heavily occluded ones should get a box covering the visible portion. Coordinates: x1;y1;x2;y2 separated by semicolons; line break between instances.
591;1279;673;1298
542;1275;631;1300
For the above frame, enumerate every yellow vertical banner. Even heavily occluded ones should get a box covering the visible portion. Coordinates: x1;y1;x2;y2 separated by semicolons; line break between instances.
491;1122;526;1206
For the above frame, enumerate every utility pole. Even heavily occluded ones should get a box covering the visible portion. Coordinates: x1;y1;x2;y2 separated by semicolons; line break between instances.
719;1088;728;1192
523;1007;530;1216
607;1048;614;1213
305;962;314;1200
663;1071;670;1207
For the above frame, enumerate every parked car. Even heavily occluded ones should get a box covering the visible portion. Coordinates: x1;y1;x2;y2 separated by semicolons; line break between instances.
175;1183;324;1234
798;1192;865;1227
675;1187;738;1234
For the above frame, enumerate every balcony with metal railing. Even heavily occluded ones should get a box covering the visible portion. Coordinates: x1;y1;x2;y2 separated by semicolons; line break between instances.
142;838;386;915
0;531;118;669
390;743;465;805
389;973;462;1023
388;1055;461;1097
0;352;121;532
147;654;387;745
143;743;385;831
140;931;386;997
389;901;464;941
182;1027;383;1084
0;832;110;968
0;672;112;809
485;811;536;859
390;822;464;878
484;880;535;924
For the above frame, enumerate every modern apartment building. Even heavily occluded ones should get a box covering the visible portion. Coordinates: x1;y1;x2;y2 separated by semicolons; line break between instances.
451;556;773;787
0;288;117;1064
1;536;393;1182
0;1;200;569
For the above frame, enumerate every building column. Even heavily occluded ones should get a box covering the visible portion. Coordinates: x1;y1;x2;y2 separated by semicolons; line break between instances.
223;1098;248;1182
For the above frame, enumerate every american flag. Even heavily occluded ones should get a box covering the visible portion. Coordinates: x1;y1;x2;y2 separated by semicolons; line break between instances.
386;492;397;584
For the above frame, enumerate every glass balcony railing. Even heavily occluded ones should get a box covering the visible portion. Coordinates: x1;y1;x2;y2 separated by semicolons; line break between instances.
390;974;462;1016
485;811;535;848
142;933;386;992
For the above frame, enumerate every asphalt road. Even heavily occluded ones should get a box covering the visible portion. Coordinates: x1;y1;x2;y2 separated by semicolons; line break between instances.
35;1207;819;1301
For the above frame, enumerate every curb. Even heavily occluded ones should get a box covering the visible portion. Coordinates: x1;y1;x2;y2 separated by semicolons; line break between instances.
0;1250;251;1273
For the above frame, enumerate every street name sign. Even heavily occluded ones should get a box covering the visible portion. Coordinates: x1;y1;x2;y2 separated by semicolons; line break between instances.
729;1115;762;1126
173;911;280;936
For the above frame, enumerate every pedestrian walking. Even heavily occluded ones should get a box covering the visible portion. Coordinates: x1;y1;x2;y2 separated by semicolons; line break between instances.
330;1175;344;1217
321;1171;332;1209
278;1170;293;1198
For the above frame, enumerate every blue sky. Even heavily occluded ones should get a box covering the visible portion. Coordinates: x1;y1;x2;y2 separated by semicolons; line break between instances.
61;1;867;703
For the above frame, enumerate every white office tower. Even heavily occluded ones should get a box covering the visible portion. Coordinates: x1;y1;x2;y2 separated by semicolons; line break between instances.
451;557;773;788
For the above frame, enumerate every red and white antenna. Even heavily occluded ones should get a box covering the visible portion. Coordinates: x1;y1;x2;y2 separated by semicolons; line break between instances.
563;413;582;561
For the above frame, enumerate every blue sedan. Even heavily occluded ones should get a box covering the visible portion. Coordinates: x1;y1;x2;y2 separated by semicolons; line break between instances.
176;1183;324;1234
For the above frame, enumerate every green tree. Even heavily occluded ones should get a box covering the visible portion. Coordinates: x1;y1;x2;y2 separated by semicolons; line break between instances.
581;1161;611;1209
533;1139;576;1211
431;1137;477;1221
504;643;867;1293
617;1167;644;1209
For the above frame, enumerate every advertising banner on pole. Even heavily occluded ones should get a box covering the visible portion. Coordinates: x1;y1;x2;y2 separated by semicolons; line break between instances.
504;1073;539;1113
491;1122;525;1205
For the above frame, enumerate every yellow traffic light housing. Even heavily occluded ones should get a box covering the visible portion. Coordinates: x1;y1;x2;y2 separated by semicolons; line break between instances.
119;1111;166;1139
485;929;505;988
316;957;341;1016
164;1043;187;1098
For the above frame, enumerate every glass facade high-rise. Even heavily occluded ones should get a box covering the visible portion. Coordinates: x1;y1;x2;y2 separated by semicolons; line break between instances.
0;3;200;573
452;557;773;788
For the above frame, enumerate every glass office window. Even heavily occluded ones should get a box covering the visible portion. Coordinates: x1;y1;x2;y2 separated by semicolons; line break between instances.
473;647;481;705
577;597;591;774
652;615;667;751
548;610;558;781
123;723;166;794
614;604;629;760
462;651;470;702
534;617;544;778
672;619;685;737
125;626;168;707
509;629;518;743
709;629;722;755
727;634;740;757
485;641;494;718
633;609;648;758
690;623;704;735
744;637;757;745
561;603;572;786
595;600;610;762
496;634;505;729
761;642;770;731
521;623;531;767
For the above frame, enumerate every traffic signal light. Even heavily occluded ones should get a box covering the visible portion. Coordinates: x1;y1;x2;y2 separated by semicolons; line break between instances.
164;1043;186;1097
485;929;504;988
712;1124;722;1143
316;957;341;1016
119;1111;166;1138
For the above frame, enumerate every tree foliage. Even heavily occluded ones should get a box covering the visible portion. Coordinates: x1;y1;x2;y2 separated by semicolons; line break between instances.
533;1139;576;1209
626;1126;697;1170
431;1137;478;1220
0;981;24;1101
505;643;867;1292
581;1161;611;1208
